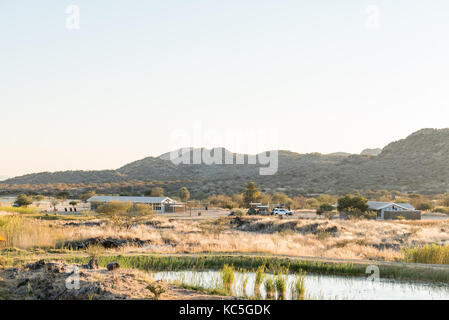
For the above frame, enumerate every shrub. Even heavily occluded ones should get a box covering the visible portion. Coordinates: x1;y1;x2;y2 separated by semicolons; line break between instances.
433;207;449;215
14;194;33;207
337;195;369;213
146;282;166;300
231;210;246;217
416;203;432;211
86;243;104;260
316;204;334;215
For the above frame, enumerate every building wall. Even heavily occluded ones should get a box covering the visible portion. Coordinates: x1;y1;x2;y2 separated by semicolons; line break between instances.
383;210;421;220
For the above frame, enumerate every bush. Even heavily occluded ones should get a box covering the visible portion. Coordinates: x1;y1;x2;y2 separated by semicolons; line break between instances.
316;204;334;215
146;282;166;300
97;201;153;230
14;194;33;207
433;207;449;215
230;210;246;217
340;208;376;220
337;195;369;213
416;203;432;211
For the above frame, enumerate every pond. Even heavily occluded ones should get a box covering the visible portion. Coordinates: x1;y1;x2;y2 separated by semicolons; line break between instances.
0;197;15;203
150;270;449;300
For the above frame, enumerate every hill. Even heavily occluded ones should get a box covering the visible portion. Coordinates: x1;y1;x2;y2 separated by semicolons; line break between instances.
360;148;382;156
3;128;449;196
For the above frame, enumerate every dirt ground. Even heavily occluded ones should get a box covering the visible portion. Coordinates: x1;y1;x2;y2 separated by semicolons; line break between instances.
0;260;234;300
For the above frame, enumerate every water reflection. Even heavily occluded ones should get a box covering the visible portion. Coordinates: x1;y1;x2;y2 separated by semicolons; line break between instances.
150;270;449;300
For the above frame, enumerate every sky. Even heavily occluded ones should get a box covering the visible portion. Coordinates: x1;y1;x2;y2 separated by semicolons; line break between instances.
1;0;449;177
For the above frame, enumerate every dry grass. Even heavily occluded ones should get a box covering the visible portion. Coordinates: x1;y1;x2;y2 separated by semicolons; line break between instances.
0;215;65;249
3;215;449;263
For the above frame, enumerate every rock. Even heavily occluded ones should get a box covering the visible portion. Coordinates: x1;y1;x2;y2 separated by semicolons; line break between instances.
62;237;152;250
324;226;339;234
87;259;99;270
46;262;63;273
63;222;101;227
107;262;120;271
17;279;30;288
25;260;46;270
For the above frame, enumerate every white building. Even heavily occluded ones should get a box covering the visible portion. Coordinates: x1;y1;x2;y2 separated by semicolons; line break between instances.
87;196;183;213
368;201;416;220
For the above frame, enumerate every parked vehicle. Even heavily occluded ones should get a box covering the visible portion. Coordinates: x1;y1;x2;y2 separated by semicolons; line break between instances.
247;205;271;215
272;208;292;216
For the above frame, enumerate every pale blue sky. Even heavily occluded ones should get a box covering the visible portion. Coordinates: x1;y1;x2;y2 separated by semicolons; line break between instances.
1;1;449;177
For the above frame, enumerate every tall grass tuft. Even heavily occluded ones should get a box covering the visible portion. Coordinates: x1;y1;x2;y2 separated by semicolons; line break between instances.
274;273;287;300
254;264;265;298
291;270;306;300
404;244;449;265
221;264;235;293
264;278;275;299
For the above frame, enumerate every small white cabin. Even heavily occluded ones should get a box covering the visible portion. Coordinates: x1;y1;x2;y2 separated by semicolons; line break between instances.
368;201;415;220
87;196;179;213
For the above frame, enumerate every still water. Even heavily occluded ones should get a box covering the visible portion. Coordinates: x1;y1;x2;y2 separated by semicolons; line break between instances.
151;270;449;300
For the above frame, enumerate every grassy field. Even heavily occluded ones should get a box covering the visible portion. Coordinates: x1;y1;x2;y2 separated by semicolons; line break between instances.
2;213;449;285
0;206;39;215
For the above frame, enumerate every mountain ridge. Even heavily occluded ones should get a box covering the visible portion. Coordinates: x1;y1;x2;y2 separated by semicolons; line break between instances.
3;128;449;195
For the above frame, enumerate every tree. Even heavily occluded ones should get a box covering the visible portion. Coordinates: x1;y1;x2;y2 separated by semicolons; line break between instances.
316;204;336;219
69;201;78;207
96;201;153;230
271;193;294;208
242;182;261;207
80;191;96;202
305;198;320;209
416;202;432;211
50;199;60;212
337;195;369;218
439;193;449;207
317;204;334;215
32;195;45;202
150;187;164;197
14;194;33;207
56;191;70;200
179;187;190;202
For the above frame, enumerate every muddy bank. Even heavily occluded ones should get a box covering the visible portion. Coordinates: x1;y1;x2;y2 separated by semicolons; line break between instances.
0;260;235;300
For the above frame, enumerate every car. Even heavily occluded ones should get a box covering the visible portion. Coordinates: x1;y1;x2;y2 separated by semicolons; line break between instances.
272;208;292;216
